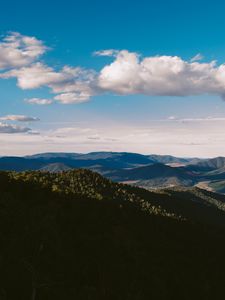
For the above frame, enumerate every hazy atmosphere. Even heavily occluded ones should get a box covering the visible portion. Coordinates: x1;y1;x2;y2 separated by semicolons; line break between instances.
1;0;225;157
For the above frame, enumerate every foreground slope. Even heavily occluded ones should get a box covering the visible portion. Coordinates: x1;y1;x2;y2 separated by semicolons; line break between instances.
1;170;225;299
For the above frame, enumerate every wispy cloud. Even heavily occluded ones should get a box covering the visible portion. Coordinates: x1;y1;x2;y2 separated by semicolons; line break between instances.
0;122;31;133
190;53;204;62
167;116;225;122
2;118;225;157
0;114;40;122
93;49;119;57
25;98;53;105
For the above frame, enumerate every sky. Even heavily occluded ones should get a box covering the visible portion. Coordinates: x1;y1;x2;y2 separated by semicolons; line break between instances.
1;0;225;157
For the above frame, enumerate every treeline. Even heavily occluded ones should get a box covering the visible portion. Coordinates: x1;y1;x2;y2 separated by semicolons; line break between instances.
0;170;225;299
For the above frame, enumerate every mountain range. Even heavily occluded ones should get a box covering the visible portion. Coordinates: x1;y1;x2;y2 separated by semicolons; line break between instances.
1;151;225;193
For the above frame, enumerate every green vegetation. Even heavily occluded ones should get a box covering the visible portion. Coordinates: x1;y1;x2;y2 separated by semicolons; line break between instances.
0;169;225;299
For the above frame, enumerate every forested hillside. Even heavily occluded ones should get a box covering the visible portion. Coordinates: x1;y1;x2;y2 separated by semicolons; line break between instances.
1;170;225;299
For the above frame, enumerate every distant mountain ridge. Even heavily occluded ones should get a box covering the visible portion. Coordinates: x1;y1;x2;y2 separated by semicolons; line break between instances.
0;152;192;172
187;156;225;172
26;151;194;165
1;151;225;194
108;163;196;188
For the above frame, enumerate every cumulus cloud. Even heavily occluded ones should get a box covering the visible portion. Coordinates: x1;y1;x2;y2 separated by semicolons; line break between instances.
2;32;225;104
0;63;78;89
1;62;96;104
0;32;47;70
97;50;225;97
0;114;40;122
0;122;31;133
25;98;53;105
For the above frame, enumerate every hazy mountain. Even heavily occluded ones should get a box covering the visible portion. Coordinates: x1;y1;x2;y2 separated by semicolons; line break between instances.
187;156;225;172
0;156;44;171
26;152;155;169
108;163;191;180
198;166;225;181
1;152;200;172
106;163;195;188
27;151;193;168
208;180;225;194
28;152;155;168
26;152;82;160
148;154;192;165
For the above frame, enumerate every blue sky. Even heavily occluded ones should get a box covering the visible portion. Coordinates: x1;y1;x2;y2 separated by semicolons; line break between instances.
1;0;225;156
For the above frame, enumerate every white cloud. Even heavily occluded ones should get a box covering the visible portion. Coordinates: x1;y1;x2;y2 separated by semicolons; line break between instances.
98;50;225;97
0;32;47;70
54;92;91;104
0;122;31;133
169;116;225;122
1;62;96;104
0;114;40;122
25;98;53;105
0;63;79;89
168;116;177;120
2;33;225;104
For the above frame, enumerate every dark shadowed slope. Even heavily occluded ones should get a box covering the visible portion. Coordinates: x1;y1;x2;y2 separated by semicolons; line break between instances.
1;170;225;299
0;157;44;171
9;169;225;226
